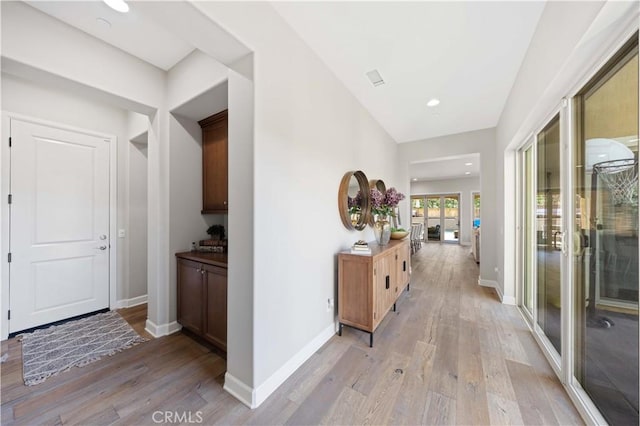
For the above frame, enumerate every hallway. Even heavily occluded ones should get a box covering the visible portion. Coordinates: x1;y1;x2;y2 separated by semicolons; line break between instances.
1;244;583;425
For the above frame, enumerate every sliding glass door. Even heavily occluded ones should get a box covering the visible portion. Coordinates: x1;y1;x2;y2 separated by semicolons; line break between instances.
519;34;638;425
520;114;563;363
536;115;563;356
572;40;638;426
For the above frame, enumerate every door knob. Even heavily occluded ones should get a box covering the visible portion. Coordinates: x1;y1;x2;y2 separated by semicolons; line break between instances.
96;245;107;250
99;235;107;240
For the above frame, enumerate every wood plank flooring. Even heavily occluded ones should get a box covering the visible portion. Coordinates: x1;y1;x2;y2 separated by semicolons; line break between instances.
1;243;584;425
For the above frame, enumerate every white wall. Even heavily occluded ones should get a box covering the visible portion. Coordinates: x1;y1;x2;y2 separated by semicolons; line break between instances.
128;111;149;141
167;49;228;112
398;128;496;284
0;74;135;304
167;113;227;322
128;140;148;301
495;1;637;303
195;2;401;405
226;60;255;392
1;2;163;113
0;1;174;334
410;177;480;246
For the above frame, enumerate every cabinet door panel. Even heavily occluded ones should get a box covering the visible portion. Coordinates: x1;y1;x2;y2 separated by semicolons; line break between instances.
204;265;227;350
177;259;204;334
374;253;392;328
397;242;411;291
339;257;373;330
200;111;228;213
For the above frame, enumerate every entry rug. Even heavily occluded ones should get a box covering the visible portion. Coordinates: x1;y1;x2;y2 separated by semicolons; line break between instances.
19;310;147;386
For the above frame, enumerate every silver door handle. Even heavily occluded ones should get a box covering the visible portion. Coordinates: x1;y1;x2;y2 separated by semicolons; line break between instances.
96;245;107;250
99;235;107;240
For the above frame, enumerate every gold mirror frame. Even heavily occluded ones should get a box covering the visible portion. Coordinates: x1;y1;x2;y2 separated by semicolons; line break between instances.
369;179;386;225
338;170;371;231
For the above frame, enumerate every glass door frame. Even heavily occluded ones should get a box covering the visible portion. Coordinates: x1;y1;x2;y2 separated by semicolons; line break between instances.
516;105;566;379
517;138;535;325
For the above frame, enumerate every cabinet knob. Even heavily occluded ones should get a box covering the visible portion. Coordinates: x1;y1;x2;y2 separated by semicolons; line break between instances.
223;201;227;206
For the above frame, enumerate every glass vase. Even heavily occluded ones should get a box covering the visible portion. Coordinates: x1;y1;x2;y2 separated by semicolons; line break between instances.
373;215;391;245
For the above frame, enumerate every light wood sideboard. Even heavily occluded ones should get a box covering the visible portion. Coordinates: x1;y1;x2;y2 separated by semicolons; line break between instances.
338;238;411;347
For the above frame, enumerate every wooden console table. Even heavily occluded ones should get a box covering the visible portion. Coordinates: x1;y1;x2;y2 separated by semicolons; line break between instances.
337;239;411;347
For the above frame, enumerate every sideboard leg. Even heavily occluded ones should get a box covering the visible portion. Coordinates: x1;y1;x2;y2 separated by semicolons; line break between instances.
407;282;410;291
369;332;373;348
393;303;396;312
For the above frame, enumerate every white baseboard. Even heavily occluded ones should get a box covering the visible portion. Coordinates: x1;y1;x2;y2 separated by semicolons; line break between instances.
116;294;147;309
460;241;471;247
145;319;182;338
502;294;517;305
478;278;516;305
223;322;337;409
478;278;498;288
254;322;336;407
224;372;255;408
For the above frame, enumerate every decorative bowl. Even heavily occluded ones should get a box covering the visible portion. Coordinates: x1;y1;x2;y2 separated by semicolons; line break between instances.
390;231;409;240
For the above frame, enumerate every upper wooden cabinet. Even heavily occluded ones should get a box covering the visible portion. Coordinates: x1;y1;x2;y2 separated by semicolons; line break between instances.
199;110;228;214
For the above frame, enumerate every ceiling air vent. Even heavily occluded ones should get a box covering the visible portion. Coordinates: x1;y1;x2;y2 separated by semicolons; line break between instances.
366;69;385;87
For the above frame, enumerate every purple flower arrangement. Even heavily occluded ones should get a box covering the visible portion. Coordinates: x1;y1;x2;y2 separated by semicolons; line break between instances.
370;187;405;217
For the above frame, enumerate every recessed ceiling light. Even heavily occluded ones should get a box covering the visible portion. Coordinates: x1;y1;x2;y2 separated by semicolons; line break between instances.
96;17;112;28
465;162;472;166
103;0;129;13
465;172;471;175
366;69;385;87
427;98;440;107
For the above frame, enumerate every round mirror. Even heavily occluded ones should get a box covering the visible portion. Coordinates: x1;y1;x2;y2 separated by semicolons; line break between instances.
338;170;371;231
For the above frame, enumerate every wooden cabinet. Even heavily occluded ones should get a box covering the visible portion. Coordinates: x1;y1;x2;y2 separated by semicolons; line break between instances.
177;259;205;334
199;110;228;214
176;253;227;352
203;265;227;350
338;239;411;347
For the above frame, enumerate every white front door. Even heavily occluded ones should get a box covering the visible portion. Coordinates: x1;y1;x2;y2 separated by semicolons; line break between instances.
9;119;110;333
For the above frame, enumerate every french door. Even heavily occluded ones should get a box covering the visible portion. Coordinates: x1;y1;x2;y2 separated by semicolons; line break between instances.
423;194;459;243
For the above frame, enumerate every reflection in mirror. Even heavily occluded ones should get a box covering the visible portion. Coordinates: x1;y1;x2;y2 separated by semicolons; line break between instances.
370;179;386;195
347;176;362;227
369;179;386;225
339;170;371;231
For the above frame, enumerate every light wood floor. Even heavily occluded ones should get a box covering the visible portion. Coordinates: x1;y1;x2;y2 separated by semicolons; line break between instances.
1;243;584;425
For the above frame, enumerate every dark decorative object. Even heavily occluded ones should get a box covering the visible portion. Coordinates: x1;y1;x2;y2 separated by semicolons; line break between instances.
207;224;226;240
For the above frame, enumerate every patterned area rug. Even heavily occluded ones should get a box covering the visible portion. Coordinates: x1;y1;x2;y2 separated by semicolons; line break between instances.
19;310;147;386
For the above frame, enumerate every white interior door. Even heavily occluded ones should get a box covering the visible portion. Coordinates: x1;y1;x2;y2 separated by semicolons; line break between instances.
9;119;110;333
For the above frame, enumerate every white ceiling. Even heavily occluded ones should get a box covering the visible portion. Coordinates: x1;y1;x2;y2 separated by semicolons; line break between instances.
26;1;195;70
19;1;543;183
272;1;546;143
410;153;480;182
